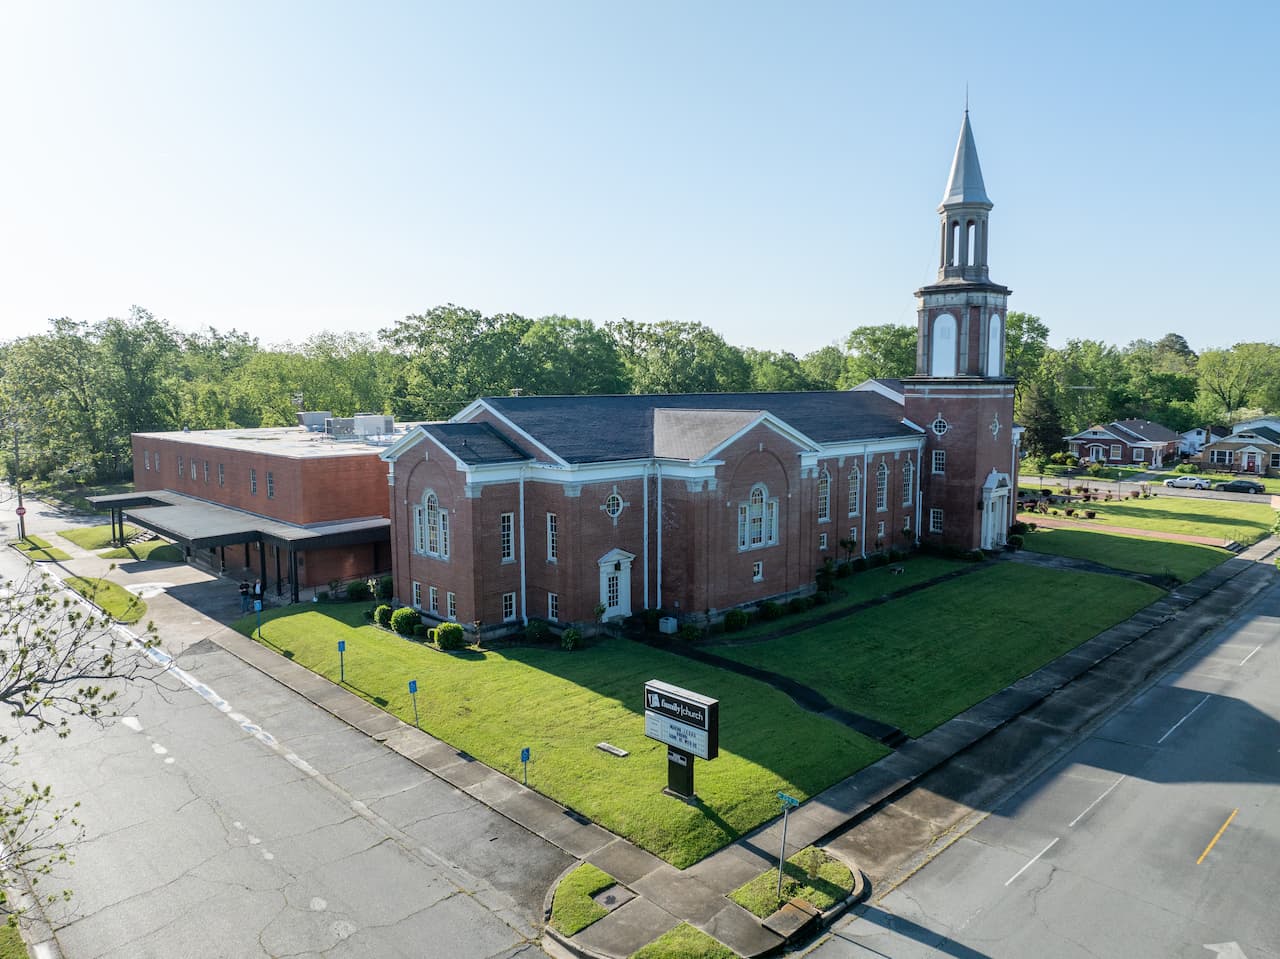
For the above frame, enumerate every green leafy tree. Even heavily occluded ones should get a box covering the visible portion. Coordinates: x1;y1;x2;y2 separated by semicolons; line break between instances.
606;319;750;394
1019;380;1066;457
840;324;916;387
1004;312;1049;401
1196;343;1280;421
743;349;818;392
799;345;846;390
516;316;628;395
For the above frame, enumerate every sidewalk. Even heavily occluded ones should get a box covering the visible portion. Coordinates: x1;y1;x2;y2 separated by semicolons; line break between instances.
8;495;1280;958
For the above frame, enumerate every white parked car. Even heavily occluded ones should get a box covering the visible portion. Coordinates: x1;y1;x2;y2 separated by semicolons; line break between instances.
1163;475;1209;490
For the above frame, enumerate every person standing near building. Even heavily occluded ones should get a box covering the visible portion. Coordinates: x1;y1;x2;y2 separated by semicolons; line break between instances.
239;580;250;613
252;579;263;605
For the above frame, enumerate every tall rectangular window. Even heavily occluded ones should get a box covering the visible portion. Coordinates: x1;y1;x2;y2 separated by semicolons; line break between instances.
412;582;422;608
752;561;763;582
144;451;151;470
930;508;944;533
190;458;197;479
817;469;830;521
1109;444;1121;460
818;532;828;550
500;512;514;562
178;456;184;478
413;506;426;553
1271;453;1280;469
266;471;275;499
548;592;559;622
154;451;160;474
250;468;258;495
446;591;457;620
502;592;516;622
932;450;945;474
875;462;889;512
203;460;210;483
848;466;861;517
429;586;439;613
547;513;558;561
902;460;914;507
218;463;225;487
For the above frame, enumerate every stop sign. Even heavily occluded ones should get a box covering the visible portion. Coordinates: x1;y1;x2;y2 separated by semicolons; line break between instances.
15;507;25;517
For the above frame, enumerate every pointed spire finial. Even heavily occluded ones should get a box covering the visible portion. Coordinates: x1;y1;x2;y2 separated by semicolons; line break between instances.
940;109;991;209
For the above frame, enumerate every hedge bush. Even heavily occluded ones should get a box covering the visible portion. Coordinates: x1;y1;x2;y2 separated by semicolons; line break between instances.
435;622;466;650
526;619;552;644
347;580;372;602
374;604;392;627
413;623;429;638
788;596;813;614
1174;463;1200;474
1006;533;1024;550
390;607;420;635
561;627;582;651
678;623;702;642
759;601;784;622
724;609;749;633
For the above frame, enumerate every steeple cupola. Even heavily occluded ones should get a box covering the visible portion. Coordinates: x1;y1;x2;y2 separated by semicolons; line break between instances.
937;111;993;283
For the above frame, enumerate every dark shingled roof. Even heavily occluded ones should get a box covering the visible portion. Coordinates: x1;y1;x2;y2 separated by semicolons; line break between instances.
478;392;919;464
1112;419;1179;443
420;422;533;465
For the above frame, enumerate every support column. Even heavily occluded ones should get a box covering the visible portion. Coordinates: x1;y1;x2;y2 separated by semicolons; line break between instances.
257;540;267;593
289;551;299;604
274;546;282;597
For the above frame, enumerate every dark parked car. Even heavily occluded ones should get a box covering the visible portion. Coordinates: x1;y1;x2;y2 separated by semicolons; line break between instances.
1213;479;1266;494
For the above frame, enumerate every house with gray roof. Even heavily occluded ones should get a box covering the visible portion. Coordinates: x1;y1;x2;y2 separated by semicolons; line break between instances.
1065;419;1180;468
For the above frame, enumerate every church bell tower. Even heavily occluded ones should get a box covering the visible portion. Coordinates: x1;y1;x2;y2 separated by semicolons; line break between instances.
903;111;1021;551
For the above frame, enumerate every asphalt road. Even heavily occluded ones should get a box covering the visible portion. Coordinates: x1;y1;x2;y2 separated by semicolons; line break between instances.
806;567;1280;959
0;507;566;959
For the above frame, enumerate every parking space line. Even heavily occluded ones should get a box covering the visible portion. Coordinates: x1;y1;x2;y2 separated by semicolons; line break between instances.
1005;838;1059;886
1068;775;1125;828
1157;694;1210;744
1197;809;1238;865
1239;645;1262;666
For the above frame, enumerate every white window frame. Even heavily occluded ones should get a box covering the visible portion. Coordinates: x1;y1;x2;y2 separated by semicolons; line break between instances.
932;449;945;474
203;460;209;483
548;592;559;622
1133;448;1145;462
217;462;225;487
1271;452;1280;469
818;532;828;550
1109;444;1122;460
249;467;257;495
446;591;457;621
930;508;944;533
752;560;763;582
903;515;911;533
190;458;197;479
154;451;160;474
502;591;516;622
429;586;439;613
902;459;914;507
1211;449;1234;465
848;466;861;517
547;512;558;562
412;581;422;609
178;456;184;478
417;492;449;559
875;462;889;512
876;520;885;540
266;471;275;499
144;451;151;470
817;468;831;522
737;483;779;551
500;512;514;562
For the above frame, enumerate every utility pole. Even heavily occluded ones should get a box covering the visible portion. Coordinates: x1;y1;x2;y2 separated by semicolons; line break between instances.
10;417;26;541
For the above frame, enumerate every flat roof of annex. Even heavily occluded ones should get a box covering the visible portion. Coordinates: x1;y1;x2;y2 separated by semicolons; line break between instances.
133;424;429;459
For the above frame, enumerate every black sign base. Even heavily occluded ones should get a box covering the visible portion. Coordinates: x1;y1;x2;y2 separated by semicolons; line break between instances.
664;747;695;800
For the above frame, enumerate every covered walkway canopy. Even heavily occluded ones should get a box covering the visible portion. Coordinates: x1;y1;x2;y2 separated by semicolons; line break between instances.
87;490;390;603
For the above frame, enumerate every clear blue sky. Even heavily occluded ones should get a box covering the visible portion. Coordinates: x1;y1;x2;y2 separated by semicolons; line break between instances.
3;1;1276;355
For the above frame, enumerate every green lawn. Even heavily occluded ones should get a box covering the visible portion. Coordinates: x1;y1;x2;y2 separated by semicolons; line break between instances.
65;576;147;624
58;523;139;551
1021;526;1229;583
730;846;854;918
236;605;889;867
631;925;736;959
1047;495;1276;546
716;564;1162;737
100;538;184;562
0;923;25;959
9;535;71;561
23;478;132;513
549;863;614;936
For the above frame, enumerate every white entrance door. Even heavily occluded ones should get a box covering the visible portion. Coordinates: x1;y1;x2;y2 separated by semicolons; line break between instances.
597;548;635;620
980;471;1012;550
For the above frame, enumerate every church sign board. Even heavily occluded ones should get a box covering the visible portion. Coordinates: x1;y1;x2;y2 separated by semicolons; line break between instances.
644;680;719;761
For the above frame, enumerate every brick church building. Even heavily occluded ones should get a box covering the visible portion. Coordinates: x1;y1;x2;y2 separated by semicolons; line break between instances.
382;111;1021;633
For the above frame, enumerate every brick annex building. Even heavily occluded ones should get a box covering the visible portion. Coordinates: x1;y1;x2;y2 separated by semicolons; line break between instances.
382;112;1022;632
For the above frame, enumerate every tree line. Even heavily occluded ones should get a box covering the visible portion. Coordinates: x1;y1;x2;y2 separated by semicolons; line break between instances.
1;305;1277;483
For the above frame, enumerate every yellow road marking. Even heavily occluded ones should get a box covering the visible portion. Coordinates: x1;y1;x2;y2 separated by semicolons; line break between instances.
1197;809;1238;865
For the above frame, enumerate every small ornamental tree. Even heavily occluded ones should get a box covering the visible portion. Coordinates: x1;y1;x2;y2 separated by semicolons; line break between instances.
389;607;419;636
435;622;466;650
0;569;160;919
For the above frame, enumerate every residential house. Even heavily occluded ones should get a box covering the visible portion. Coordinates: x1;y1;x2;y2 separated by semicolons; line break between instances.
1064;419;1180;468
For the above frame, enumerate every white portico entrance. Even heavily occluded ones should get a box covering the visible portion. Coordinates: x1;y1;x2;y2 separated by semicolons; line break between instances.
980;469;1012;550
597;548;635;621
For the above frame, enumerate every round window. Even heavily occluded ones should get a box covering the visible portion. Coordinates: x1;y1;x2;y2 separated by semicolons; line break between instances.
931;415;950;437
604;493;624;518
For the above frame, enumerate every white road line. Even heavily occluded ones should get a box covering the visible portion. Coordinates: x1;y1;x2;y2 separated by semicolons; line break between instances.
1239;645;1262;666
1005;837;1059;886
1068;775;1126;827
1157;694;1210;744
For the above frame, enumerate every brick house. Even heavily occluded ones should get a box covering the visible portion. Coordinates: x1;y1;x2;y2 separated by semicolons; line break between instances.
92;417;397;600
1199;418;1280;476
1064;419;1180;467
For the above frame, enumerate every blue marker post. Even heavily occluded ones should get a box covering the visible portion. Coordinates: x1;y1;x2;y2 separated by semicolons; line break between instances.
254;599;263;637
520;747;530;786
776;792;800;900
338;640;346;684
408;679;420;728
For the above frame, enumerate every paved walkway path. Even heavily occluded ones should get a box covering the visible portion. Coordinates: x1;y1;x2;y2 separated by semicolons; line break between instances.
1018;513;1237;547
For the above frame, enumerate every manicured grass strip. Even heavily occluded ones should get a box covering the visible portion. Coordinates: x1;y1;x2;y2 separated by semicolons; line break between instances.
717;564;1163;738
1022;526;1228;582
58;523;139;551
730;846;854;918
65;576;147;624
0;923;26;959
1044;496;1275;546
9;535;71;561
235;605;888;867
549;863;614;936
631;924;736;959
100;539;184;562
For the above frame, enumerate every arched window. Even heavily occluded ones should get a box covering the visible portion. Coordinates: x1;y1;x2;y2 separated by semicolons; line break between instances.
415;491;450;559
875;462;889;512
817;468;830;522
987;314;1003;376
931;314;957;376
848;466;861;517
902;459;914;507
737;483;779;551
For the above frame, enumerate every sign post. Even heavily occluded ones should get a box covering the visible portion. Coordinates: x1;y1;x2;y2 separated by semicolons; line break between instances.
254;599;263;637
521;747;530;785
776;792;800;900
408;679;419;727
338;640;346;684
643;680;719;801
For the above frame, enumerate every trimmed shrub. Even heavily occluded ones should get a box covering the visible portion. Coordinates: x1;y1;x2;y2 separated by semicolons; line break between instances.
964;549;986;562
1049;452;1066;464
724;609;749;633
435;622;466;650
834;561;852;579
759;601;784;622
347;580;372;602
1084;510;1096;519
526;619;552;644
374;604;392;627
317;590;330;602
1174;463;1200;474
561;627;582;651
1007;534;1024;550
678;623;702;642
378;575;394;599
1009;520;1029;535
850;556;868;573
1064;455;1079;467
788;596;813;614
413;623;429;638
390;606;419;636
